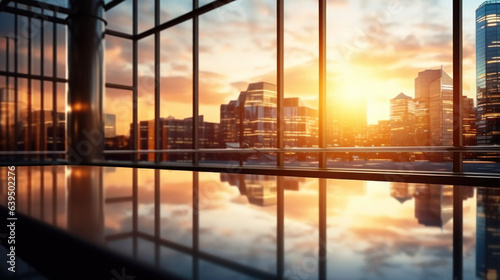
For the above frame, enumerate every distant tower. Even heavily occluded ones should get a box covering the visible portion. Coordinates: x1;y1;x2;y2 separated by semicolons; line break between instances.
414;69;453;147
476;1;500;145
390;92;415;146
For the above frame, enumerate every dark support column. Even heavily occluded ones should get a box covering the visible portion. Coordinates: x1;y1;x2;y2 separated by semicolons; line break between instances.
67;0;106;164
453;0;463;173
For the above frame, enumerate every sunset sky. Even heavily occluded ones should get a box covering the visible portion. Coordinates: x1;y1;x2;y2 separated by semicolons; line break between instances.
0;0;490;135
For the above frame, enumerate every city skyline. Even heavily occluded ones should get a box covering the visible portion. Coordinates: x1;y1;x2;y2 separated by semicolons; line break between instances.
0;0;488;128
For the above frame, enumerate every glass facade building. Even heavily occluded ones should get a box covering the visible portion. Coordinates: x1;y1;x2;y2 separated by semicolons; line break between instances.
476;1;500;145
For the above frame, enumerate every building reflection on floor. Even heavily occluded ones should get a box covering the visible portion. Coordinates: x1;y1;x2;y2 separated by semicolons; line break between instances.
0;166;498;280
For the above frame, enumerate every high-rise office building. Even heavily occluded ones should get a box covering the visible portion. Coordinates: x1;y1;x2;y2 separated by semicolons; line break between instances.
220;82;278;148
414;69;453;148
367;120;391;147
476;1;500;145
390;92;415;146
220;82;318;148
133;115;221;161
283;97;318;147
462;96;477;147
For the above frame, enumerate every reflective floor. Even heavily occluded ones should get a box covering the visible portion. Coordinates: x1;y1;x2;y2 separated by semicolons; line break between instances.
0;166;498;280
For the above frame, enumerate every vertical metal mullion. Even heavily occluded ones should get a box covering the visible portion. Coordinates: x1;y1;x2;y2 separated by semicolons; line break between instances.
6;37;10;156
193;0;200;166
319;0;327;168
277;0;284;167
132;0;138;162
277;176;284;277
453;0;463;173
14;5;19;157
27;13;32;160
40;9;45;159
453;1;464;273
319;178;327;280
52;11;57;159
154;0;160;163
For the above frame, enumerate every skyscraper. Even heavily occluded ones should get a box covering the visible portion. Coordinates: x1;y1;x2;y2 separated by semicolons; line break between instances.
220;82;318;148
462;96;477;147
390;92;415;146
414;69;453;147
476;1;500;145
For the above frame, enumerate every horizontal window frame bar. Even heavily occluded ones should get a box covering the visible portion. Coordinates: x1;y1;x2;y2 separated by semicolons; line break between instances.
0;71;68;83
105;83;133;91
9;0;71;14
105;29;134;40
3;6;66;24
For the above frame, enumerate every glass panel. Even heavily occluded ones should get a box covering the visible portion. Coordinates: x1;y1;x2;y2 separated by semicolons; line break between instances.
106;0;133;35
199;172;277;274
104;202;132;235
52;82;66;154
104;88;132;155
104;166;133;198
159;170;192;247
17;16;29;74
31;18;41;76
326;0;453;170
284;0;319;167
138;168;155;235
43;21;53;76
160;0;192;24
326;181;456;279
56;24;66;78
138;0;155;34
106;35;133;86
199;0;277;166
159;20;193;162
463;187;500;280
137;35;155;161
159;247;193;279
283;177;319;280
0;14;15;73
